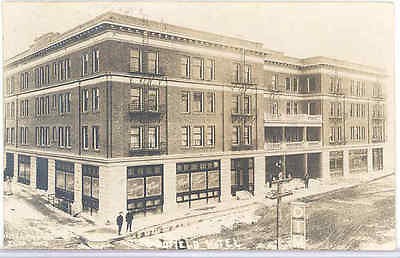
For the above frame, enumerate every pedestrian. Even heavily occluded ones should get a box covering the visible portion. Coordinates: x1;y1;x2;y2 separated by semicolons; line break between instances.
304;169;310;189
268;173;273;188
126;210;133;232
116;212;124;235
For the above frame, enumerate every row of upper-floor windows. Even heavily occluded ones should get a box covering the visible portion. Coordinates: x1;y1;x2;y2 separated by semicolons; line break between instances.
181;91;215;113
6;88;100;118
5;125;100;150
181;125;216;147
349;103;367;118
268;101;319;116
350;126;367;141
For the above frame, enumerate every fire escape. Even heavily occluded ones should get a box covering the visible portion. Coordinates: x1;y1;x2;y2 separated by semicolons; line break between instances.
231;48;257;151
128;24;168;156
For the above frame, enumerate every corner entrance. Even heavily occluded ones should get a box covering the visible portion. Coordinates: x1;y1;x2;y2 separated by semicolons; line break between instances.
36;157;48;190
231;158;254;196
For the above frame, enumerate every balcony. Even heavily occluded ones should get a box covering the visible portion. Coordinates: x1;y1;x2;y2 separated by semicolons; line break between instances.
264;113;322;126
128;103;166;120
232;111;256;122
371;138;385;143
129;142;167;156
329;114;344;121
372;114;385;120
231;144;256;151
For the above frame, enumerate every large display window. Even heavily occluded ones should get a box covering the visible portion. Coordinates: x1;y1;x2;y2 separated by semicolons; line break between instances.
349;149;368;173
82;164;99;214
372;148;383;171
55;160;74;201
329;151;343;177
18;155;30;185
176;160;221;207
127;165;163;215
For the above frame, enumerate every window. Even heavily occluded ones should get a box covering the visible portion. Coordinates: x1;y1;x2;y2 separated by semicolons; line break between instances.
148;89;159;111
206;59;215;80
82;126;88;150
64;127;70;148
18;155;31;185
181;91;190;113
181;56;190;78
52;95;57;110
232;95;240;114
176;160;220;205
233;63;241;83
127;165;163;214
285;77;291;91
232;126;240;145
244;95;251;114
206;126;215;146
81;54;89;76
92;88;100;111
245;64;252;83
272;101;279;115
206;92;215;112
143;51;159;74
20;127;28;145
130;88;142;111
130;48;141;72
292;78;298;92
52;127;57;144
20;72;29;89
65;59;71;80
58;94;64;114
192;92;203;112
148;127;159;149
244;126;252;145
55;160;74;201
192;126;204;146
82;89;89;112
65;93;71;113
130;127;142;149
92;49;100;73
272;74;278;90
181;126;190;147
192;57;204;80
92;126;99;150
82;165;99;213
58;127;64;147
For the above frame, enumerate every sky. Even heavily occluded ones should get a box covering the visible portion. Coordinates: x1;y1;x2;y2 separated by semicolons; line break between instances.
1;1;395;73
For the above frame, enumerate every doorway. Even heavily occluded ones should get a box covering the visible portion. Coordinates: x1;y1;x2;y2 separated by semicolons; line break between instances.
231;158;254;196
36;157;48;190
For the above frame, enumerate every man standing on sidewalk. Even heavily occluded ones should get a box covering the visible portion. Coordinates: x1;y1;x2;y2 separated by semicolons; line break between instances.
116;212;124;235
304;169;310;189
126;210;133;232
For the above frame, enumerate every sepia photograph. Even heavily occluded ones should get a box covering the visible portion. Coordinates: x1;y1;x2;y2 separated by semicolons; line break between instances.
1;1;396;251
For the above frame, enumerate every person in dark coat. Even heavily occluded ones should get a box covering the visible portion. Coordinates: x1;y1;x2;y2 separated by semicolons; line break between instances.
126;211;134;232
116;212;124;235
268;173;273;188
304;169;310;189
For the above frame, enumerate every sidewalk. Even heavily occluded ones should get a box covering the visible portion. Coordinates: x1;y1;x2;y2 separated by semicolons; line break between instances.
76;170;394;246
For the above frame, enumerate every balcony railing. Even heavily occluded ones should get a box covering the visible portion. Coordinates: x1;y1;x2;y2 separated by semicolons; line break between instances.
264;140;321;151
231;144;256;151
264;113;322;124
129;142;167;156
372;114;385;120
128;103;166;120
232;110;256;122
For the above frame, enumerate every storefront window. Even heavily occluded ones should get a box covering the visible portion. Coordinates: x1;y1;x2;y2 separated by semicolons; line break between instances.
176;160;221;207
329;151;343;177
55;160;74;201
127;165;163;215
373;148;384;171
82;165;99;214
349;149;368;173
18;155;30;185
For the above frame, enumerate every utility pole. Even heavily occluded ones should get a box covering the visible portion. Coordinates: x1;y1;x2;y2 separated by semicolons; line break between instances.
266;159;293;250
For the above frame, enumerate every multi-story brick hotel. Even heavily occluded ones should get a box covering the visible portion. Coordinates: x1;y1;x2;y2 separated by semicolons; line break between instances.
3;12;387;223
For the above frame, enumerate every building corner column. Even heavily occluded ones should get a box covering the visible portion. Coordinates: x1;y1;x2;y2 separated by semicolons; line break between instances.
320;150;330;180
254;155;265;200
343;149;350;177
163;161;177;215
30;156;37;188
99;165;126;225
367;147;374;173
220;157;231;202
73;163;83;215
48;159;55;195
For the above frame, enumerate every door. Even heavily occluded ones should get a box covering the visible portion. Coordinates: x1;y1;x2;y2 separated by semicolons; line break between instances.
231;158;254;196
5;153;14;178
36;157;48;190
